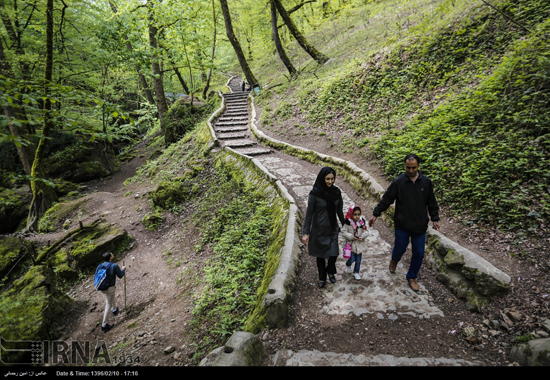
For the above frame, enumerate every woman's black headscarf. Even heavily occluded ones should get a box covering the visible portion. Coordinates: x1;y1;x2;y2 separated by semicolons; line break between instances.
310;167;341;229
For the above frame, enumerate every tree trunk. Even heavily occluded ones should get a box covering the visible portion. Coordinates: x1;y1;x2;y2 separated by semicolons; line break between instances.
273;0;329;64
26;0;58;232
202;0;217;99
270;0;297;77
219;0;258;86
173;66;190;94
0;38;35;175
148;9;168;130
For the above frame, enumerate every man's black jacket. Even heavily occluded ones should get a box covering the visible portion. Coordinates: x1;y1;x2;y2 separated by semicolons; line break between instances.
373;172;440;234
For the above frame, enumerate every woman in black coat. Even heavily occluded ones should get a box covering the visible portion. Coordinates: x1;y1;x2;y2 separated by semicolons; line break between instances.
302;167;347;288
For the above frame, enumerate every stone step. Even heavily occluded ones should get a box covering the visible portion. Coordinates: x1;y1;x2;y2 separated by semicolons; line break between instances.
222;139;256;148
217;132;247;140
215;126;248;132
223;112;248;118
223;93;248;99
217;117;249;123
226;106;249;111
225;104;248;109
272;349;486;366
233;147;272;156
215;126;249;132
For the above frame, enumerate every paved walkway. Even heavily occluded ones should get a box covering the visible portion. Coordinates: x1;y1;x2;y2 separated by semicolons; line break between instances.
215;77;484;366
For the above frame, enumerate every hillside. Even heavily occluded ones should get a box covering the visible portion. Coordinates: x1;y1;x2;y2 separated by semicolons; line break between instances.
251;0;549;269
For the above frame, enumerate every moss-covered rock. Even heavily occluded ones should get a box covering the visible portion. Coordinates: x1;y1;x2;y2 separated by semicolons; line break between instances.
48;219;129;276
37;218;130;281
0;236;35;283
53;178;81;197
38;197;88;233
0;188;32;234
46;141;117;183
141;212;163;231
0;265;70;364
149;170;202;210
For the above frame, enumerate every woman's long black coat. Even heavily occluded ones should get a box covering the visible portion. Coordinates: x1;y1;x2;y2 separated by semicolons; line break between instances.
302;190;346;259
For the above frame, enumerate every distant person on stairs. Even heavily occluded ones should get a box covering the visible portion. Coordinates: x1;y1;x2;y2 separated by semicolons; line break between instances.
302;167;347;288
241;80;246;92
368;154;440;292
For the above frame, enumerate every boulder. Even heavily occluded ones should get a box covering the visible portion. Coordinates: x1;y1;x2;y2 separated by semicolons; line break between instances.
0;188;32;234
199;332;266;366
509;338;550;366
0;265;70;364
0;236;35;282
43;218;130;280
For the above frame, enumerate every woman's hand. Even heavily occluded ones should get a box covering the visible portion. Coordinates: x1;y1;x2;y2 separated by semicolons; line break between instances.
302;235;309;246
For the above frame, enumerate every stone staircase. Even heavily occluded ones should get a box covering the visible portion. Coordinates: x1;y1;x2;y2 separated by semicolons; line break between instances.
214;80;271;157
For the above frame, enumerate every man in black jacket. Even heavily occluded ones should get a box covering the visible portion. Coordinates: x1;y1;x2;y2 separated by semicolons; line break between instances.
369;154;440;292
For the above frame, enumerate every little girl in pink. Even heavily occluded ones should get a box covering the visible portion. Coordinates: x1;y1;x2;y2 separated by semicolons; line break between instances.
342;205;369;279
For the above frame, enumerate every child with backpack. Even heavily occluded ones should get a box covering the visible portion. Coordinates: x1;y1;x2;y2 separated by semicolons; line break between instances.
94;251;125;332
342;205;368;280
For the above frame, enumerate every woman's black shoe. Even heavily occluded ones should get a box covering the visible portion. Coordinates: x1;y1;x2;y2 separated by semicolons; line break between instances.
318;281;326;288
328;274;336;283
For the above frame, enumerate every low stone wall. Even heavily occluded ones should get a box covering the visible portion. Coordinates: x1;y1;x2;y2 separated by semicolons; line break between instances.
216;145;301;331
248;95;511;313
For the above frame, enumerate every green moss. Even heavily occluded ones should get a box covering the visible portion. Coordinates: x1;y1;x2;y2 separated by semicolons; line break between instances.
53;179;80;196
0;236;35;283
0;265;70;364
38;197;88;233
0;188;30;234
141;212;163;231
149;170;202;210
41;219;129;282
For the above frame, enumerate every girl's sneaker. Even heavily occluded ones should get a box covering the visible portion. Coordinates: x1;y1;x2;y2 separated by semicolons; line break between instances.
354;273;361;280
346;265;352;273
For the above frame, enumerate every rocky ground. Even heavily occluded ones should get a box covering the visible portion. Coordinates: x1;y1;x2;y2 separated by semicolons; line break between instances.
29;84;549;369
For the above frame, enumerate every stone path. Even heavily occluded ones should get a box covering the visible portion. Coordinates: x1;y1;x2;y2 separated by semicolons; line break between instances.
213;76;485;366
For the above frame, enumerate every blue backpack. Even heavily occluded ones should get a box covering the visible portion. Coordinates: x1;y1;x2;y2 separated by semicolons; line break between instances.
94;262;114;291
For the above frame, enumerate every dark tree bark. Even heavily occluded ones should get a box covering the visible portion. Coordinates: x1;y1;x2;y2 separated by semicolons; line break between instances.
147;5;168;130
270;0;296;77
273;0;329;64
26;0;58;232
219;0;258;86
173;66;190;94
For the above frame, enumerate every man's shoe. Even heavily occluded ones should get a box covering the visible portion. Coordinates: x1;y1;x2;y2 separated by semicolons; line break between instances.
318;281;326;288
112;307;119;316
354;273;361;280
346;265;352;274
408;278;419;292
101;323;114;332
389;259;397;273
328;274;336;284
